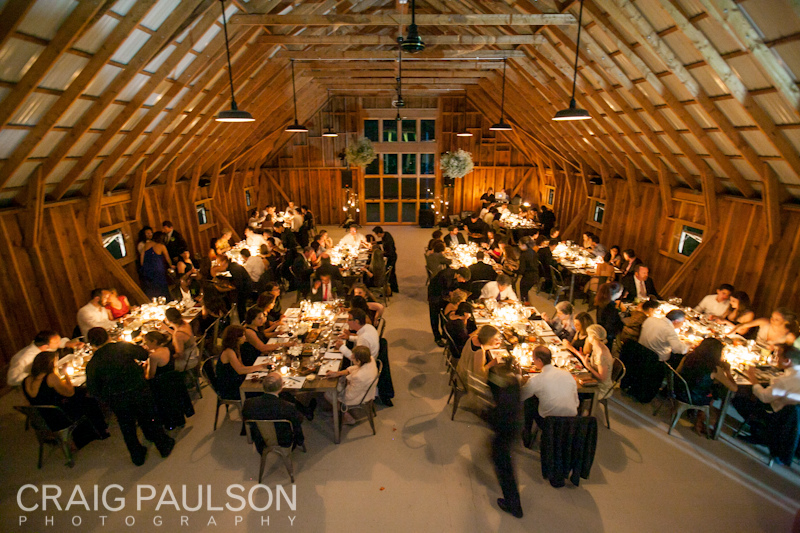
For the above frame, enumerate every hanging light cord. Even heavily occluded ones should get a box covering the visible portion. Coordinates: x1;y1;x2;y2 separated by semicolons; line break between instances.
291;59;299;122
220;0;237;106
570;0;585;104
499;57;507;121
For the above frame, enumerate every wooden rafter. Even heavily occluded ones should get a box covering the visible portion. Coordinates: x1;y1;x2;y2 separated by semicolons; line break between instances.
256;34;544;45
231;13;577;26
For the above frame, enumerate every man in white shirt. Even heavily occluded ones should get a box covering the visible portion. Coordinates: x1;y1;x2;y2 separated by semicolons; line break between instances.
240;248;265;284
244;227;266;249
77;289;117;338
694;284;733;318
7;330;83;386
520;346;579;448
335;308;379;362
639;309;688;365
339;225;367;248
291;209;305;233
480;274;518;302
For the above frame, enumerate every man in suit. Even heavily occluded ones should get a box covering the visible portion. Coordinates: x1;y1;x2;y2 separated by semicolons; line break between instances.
620;249;642;278
428;266;471;347
469;251;498;283
373;226;398;293
622;264;661;302
217;254;252;322
516;237;539;304
292;247;315;298
314;254;345;282
162;220;188;262
243;373;306;452
309;273;343;302
445;225;467;248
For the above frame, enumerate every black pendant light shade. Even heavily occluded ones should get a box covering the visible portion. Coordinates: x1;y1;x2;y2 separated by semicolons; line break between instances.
215;0;254;123
399;0;425;53
490;58;512;131
286;59;308;133
553;0;591;122
323;90;338;137
457;96;473;137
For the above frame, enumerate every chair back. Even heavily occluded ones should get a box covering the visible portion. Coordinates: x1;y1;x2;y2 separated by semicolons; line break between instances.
375;317;386;338
467;373;493;407
599;358;626;401
245;419;294;449
550;265;565;288
443;321;460;360
665;363;696;406
201;358;219;394
470;279;490;300
14;405;72;437
357;359;382;406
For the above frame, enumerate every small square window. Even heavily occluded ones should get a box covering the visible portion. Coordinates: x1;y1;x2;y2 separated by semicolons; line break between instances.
420;153;435;174
402;120;417;142
545;186;555;207
383;120;397;142
592;201;605;224
384;202;399;222
420;120;435;141
364;178;381;199
402;153;416;175
383;178;399;199
245;189;252;207
678;225;703;257
196;203;209;226
102;229;127;260
383;154;397;175
366;202;381;223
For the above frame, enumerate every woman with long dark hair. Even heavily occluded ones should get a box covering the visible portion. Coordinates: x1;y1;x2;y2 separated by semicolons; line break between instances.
215;326;270;400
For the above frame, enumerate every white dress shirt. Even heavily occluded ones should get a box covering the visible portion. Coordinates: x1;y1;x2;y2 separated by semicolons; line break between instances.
291;213;304;232
6;338;69;386
243;255;265;283
480;281;518;301
339;324;380;362
246;233;267;249
77;302;117;338
520;364;579;417
694;294;730;317
634;277;648;300
339;232;366;247
752;364;800;412
639;316;688;362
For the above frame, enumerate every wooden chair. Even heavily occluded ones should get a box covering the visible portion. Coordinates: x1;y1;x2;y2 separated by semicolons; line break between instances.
243;419;305;483
597;358;626;429
201;358;243;431
14;405;97;468
340;360;382;435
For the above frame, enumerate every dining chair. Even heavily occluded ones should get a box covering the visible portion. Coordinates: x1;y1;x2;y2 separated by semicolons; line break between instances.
243;419;304;483
549;266;570;304
201;358;243;431
658;363;711;438
446;360;468;421
14;405;95;468
340;359;383;435
375;317;386;339
597;358;626;429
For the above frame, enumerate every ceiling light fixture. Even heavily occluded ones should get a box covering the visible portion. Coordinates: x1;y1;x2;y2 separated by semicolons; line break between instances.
399;0;425;54
393;43;405;113
489;58;512;131
215;0;254;122
285;59;308;133
553;0;591;121
322;89;338;137
457;95;473;137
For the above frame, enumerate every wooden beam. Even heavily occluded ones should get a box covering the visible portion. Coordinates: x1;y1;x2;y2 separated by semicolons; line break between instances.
0;0;34;50
22;165;44;249
256;34;545;45
207;160;222;201
277;50;527;60
231;13;577;26
625;159;641;208
660;238;714;296
265;171;291;204
762;163;785;245
657;160;674;218
86;173;104;233
128;161;147;221
84;236;149;305
188;162;203;203
701;168;718;235
511;167;535;198
161;163;178;206
297;61;505;69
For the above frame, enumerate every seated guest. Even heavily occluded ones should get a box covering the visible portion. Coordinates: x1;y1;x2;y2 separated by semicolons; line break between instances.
240;308;290;364
240;248;265;285
163;308;200;371
568;325;614;407
443;289;469;318
86;328;174;466
77;289;117;337
464;212;487;243
176;250;197;276
595;283;624;348
324;346;379;424
347;284;385;322
248;208;265;229
426;230;444;253
445;302;475;357
639;309;689;366
608;245;622;268
254;293;283;336
516;238;538;303
243;373;307;451
716;291;755;330
142;331;194;430
520;346;579;447
339;224;367;247
620;249;642;278
541;301;576;342
215;326;270;400
23;349;109;447
262;282;283;323
426;240;452;275
480;274;518;302
215;228;234;255
621;264;661;302
457;325;502;392
483;229;501;252
316;230;333;251
617;299;660;347
694;284;734;318
428;267;471;347
732;308;797;349
470;251;498;283
586;233;607;259
549;227;561;245
105;288;130;320
676;338;738;435
445;225;467;248
350;296;377;325
570;312;594;352
488;238;507;264
244;227;266;249
315;255;345;282
334;309;379;362
585;252;616;293
273;224;297;254
8;330;83;387
310;273;344;303
361;246;387;289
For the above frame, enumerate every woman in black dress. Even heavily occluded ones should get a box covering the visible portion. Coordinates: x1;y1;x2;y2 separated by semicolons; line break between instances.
143;331;194;430
215;326;270;400
594;283;623;349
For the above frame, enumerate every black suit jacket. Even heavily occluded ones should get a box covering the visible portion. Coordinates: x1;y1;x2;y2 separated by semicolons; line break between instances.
517;248;540;276
428;268;463;303
621;274;660;302
315;262;344;282
165;230;188;261
620;257;643;278
242;393;304;451
379;232;397;260
308;279;344;302
227;262;252;294
469;261;497;282
445;233;467;248
292;255;313;292
280;229;298;252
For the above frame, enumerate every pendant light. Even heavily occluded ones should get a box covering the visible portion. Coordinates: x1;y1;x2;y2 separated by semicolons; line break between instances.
322;90;338;137
456;95;473;137
399;0;425;53
393;44;405;111
489;58;512;131
215;0;254;122
553;0;591;121
286;59;308;133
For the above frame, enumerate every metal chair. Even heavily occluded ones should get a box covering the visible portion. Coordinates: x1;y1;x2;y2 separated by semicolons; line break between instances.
445;359;468;421
340;359;383;435
597;358;626;429
375;317;386;339
371;266;393;307
657;362;711;438
201;358;243;431
549;265;570;304
243;419;304;483
14;405;95;468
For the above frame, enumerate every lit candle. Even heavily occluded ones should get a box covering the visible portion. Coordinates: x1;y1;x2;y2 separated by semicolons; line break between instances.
65;366;74;376
280;366;289;375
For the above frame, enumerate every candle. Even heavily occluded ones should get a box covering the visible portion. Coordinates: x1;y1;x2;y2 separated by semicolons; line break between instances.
65;366;74;376
280;366;289;375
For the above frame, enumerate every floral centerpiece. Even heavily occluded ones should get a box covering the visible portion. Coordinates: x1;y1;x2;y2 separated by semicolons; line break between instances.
440;149;474;178
344;137;377;168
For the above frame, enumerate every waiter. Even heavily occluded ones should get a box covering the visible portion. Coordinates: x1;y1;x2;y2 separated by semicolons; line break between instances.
373;226;399;294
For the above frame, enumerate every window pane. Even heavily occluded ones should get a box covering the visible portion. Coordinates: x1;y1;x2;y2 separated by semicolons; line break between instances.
383;153;397;175
402;202;417;223
383;120;397;142
401;178;417;199
547;188;555;205
402;153;416;175
383;178;399;199
366;203;381;223
364;178;380;199
420;153;435;174
402;119;417;142
364;119;378;142
678;225;703;257
102;229;127;260
384;202;399;222
593;202;605;224
245;190;251;207
196;203;208;226
420;178;435;199
421;119;435;141
365;157;379;175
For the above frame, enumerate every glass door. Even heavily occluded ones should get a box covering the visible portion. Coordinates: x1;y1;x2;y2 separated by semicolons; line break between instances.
364;152;436;224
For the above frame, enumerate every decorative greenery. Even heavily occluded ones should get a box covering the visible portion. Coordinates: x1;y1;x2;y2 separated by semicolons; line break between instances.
440;149;474;179
344;137;377;168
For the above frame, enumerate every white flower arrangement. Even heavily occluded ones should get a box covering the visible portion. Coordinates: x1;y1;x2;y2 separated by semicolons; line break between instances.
344;137;377;168
440;149;474;179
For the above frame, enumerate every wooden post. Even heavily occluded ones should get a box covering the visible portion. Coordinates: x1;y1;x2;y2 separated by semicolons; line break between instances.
625;159;640;208
22;165;44;249
762;163;785;245
657;160;673;218
129;159;148;221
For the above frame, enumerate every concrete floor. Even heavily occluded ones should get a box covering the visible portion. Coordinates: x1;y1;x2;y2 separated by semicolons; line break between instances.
1;225;798;533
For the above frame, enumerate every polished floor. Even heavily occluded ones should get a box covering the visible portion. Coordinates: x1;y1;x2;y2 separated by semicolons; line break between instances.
1;226;798;532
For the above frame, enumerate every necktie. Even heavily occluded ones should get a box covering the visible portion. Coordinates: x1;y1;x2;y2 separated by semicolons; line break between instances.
324;284;328;301
496;292;502;302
